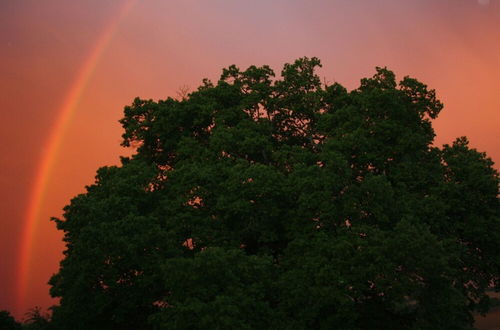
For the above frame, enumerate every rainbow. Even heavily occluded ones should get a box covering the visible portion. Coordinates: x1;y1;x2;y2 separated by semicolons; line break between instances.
16;0;136;314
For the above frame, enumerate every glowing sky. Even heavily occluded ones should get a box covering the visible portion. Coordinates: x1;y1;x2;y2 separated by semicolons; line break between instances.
1;0;499;320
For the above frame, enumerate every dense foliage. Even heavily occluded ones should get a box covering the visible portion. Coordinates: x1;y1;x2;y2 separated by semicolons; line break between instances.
0;308;50;330
49;58;499;329
0;310;22;330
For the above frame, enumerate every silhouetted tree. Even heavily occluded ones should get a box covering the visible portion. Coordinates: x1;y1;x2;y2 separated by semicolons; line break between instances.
49;58;499;329
23;307;51;330
0;310;22;330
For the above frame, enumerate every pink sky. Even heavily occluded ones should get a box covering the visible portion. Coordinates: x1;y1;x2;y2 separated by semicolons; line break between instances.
0;0;499;320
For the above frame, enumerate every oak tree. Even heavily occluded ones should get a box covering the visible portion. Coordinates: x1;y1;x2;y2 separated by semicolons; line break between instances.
49;58;499;329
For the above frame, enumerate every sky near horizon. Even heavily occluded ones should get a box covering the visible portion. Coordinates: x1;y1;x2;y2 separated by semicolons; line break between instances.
1;0;499;320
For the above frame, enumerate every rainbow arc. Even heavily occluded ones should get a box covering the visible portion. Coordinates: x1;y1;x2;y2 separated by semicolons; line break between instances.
17;0;136;313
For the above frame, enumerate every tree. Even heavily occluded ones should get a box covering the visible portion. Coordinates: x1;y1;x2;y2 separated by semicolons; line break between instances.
23;307;51;330
49;58;499;329
0;310;22;330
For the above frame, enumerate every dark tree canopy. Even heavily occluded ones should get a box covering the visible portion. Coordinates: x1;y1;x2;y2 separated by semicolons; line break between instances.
49;58;499;329
0;310;22;330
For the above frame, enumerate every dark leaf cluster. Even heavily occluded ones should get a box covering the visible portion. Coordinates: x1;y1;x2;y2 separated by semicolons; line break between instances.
48;58;499;329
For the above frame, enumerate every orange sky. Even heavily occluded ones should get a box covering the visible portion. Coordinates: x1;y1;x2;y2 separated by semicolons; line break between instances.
1;0;499;321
